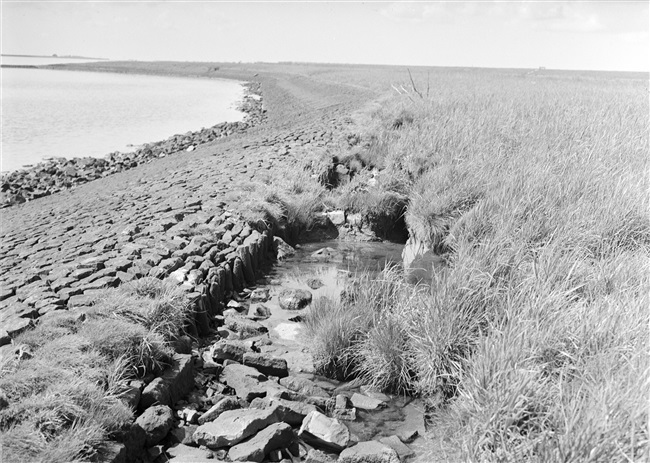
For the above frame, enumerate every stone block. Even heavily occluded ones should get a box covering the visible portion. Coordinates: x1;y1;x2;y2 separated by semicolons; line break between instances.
193;408;279;448
140;354;193;409
228;422;294;462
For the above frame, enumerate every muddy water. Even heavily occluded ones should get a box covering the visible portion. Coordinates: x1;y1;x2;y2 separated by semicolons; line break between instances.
260;239;404;347
252;240;431;456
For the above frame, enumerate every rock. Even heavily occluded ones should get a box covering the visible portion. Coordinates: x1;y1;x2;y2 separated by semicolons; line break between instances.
220;363;268;402
243;352;289;378
273;237;295;260
327;210;346;226
332;408;357;421
225;314;268;338
279;376;330;398
337;441;400;463
166;444;214;463
379;435;415;460
359;386;391;403
228;422;294;462
306;278;325;290
250;288;270;303
298;411;350;452
227;299;245;310
198;396;241;425
248;303;272;320
139;354;194;409
309;247;343;262
278;289;312;311
193;408;279;449
209;339;250;363
250;397;318;426
134;405;174;447
350;393;385;411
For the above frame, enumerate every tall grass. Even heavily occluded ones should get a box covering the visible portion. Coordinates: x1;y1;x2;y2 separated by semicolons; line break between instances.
0;278;193;462
305;71;649;461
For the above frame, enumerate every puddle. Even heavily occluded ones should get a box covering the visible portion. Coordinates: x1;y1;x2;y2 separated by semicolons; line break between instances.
258;240;404;344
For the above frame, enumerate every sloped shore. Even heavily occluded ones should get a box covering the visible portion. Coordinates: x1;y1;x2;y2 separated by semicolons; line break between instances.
1;80;266;208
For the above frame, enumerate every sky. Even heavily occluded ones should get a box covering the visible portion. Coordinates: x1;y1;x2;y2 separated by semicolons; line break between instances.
1;1;648;72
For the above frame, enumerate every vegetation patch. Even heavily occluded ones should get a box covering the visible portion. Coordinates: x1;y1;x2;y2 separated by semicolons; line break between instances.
0;278;192;463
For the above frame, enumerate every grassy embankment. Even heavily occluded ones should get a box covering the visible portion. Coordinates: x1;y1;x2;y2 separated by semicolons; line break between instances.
0;278;193;462
295;71;649;461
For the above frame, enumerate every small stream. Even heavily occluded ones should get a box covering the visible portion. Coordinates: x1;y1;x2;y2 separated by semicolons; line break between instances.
251;239;432;458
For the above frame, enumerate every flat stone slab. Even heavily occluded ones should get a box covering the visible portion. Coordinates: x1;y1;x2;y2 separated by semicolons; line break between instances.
228;422;294;462
250;396;318;426
166;444;214;463
280;376;330;398
243;352;288;378
298;410;350;452
193;408;279;449
220;363;268;402
350;392;385;411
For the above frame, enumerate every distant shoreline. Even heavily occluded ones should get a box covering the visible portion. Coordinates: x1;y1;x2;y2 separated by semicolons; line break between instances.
0;64;38;69
1;53;108;60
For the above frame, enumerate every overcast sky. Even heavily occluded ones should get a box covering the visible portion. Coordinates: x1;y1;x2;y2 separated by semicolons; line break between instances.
2;1;648;72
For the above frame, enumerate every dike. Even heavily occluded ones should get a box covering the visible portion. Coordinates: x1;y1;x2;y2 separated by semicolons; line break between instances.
0;64;381;460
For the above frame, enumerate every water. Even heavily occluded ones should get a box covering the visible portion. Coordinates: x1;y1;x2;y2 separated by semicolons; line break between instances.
1;55;103;66
1;64;244;172
254;240;429;455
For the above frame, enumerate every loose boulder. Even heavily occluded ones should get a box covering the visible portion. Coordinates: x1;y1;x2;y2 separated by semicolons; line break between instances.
278;289;312;311
134;405;174;447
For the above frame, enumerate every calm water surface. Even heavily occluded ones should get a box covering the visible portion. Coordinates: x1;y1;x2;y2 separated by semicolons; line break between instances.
1;64;244;172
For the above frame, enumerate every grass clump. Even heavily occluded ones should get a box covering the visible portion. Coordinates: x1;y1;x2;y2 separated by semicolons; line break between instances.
0;277;193;462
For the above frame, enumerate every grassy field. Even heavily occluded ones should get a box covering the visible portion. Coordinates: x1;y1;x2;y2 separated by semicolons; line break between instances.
300;69;649;461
